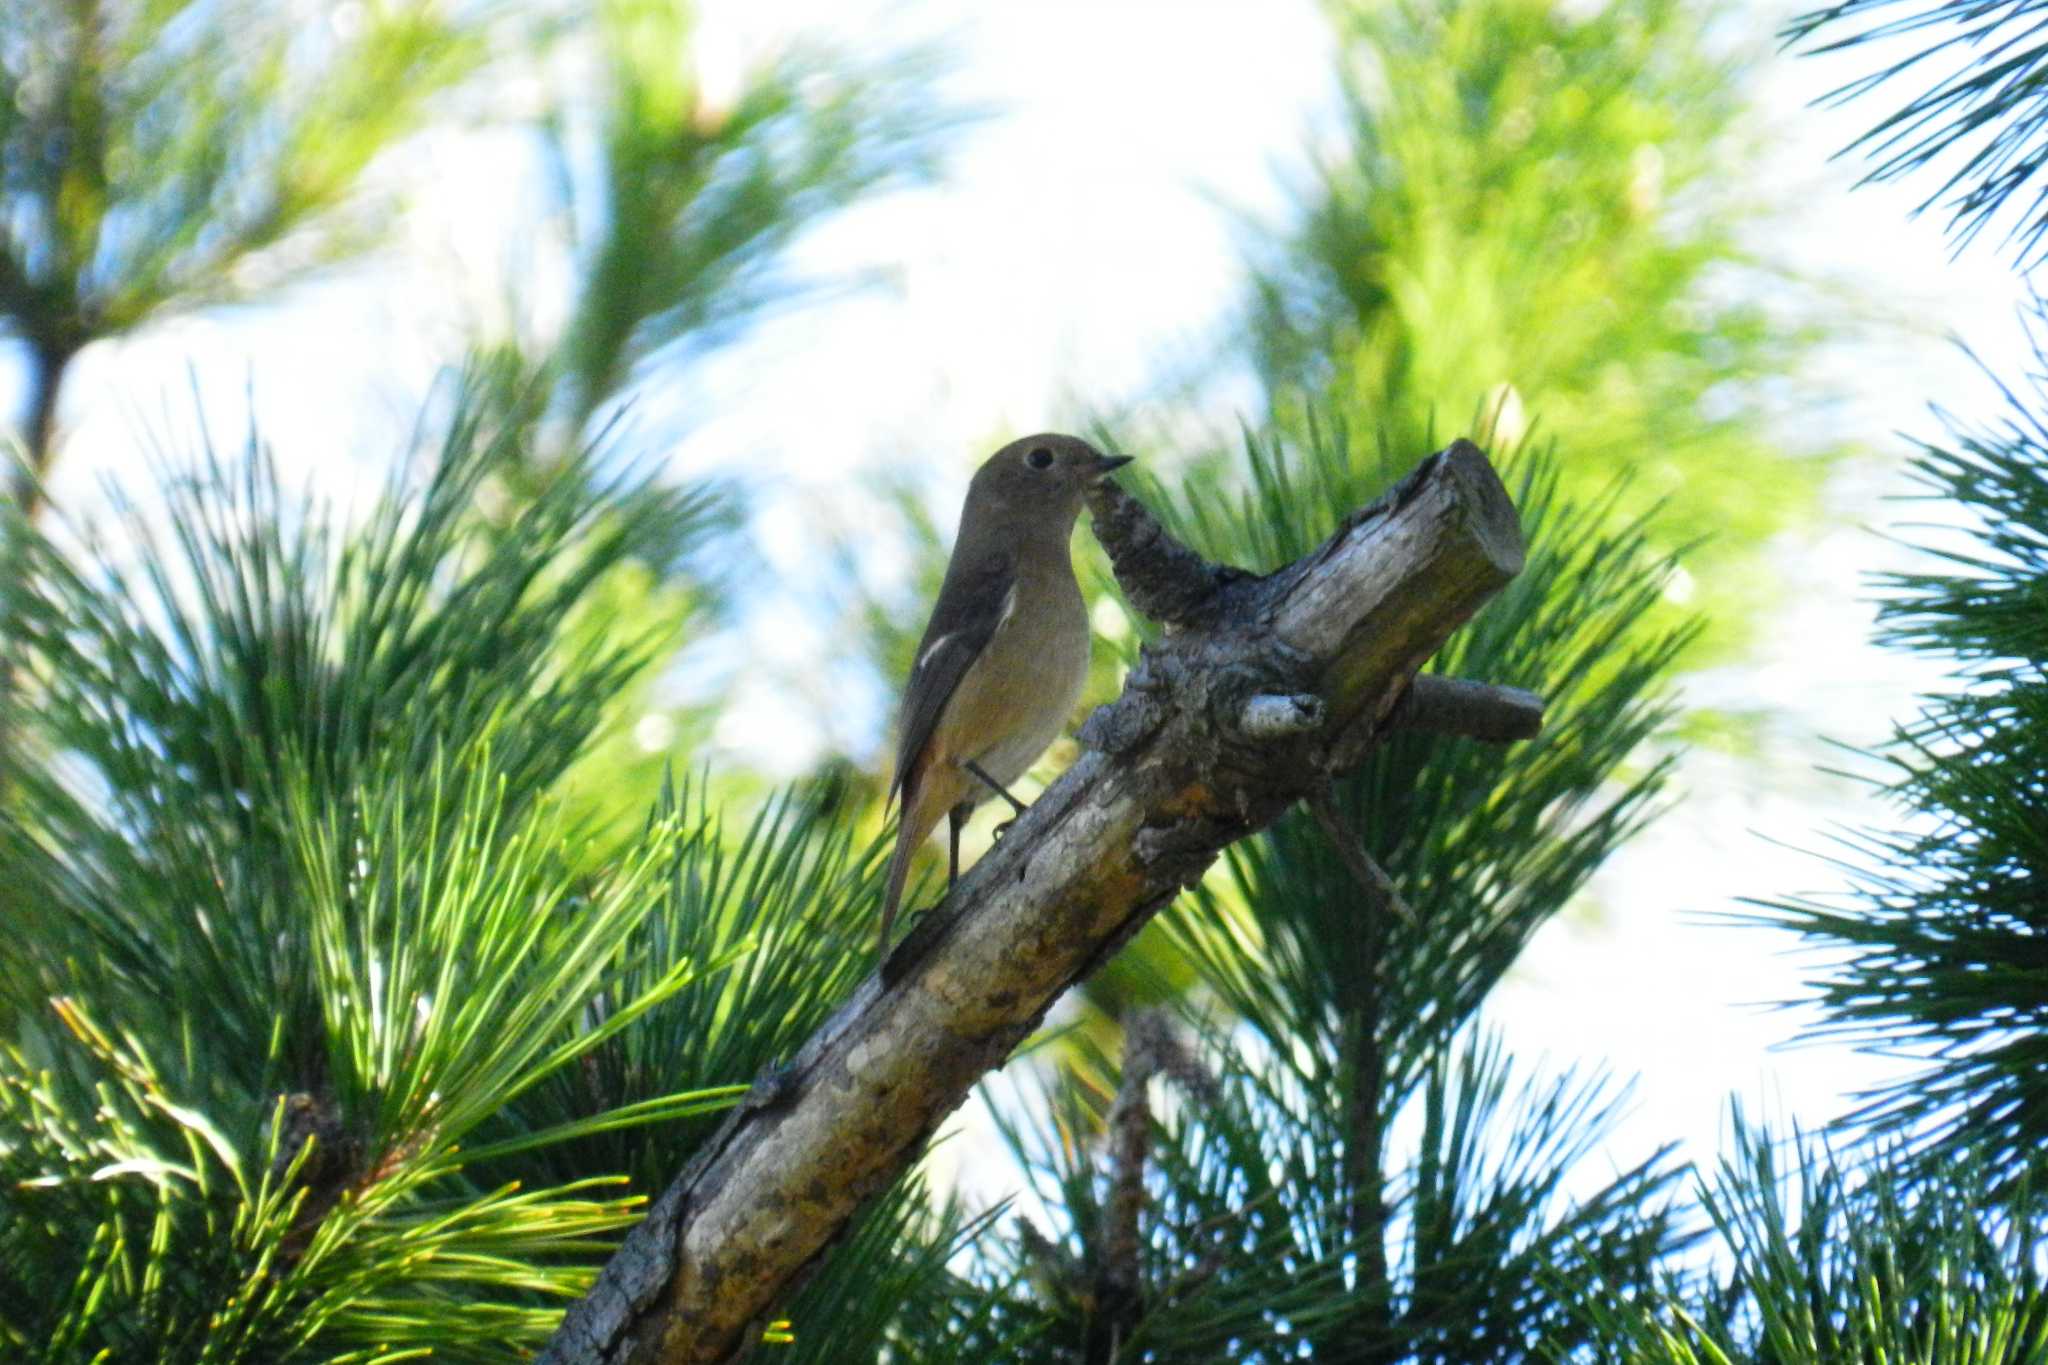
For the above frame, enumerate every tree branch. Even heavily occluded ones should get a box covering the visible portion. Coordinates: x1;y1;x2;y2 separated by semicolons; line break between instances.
1091;1010;1219;1361
1388;673;1544;742
1083;474;1255;628
1305;782;1414;923
539;439;1533;1365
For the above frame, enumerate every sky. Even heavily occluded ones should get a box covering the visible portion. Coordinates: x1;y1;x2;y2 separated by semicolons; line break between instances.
6;0;2030;1210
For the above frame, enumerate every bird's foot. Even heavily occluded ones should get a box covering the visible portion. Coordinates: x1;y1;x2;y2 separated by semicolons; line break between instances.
879;900;950;987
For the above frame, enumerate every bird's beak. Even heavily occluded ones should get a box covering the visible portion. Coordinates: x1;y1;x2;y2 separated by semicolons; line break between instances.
1092;454;1134;477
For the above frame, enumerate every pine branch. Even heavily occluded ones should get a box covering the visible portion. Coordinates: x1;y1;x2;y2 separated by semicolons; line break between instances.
1754;348;2048;1187
1305;780;1414;923
1787;0;2048;268
1090;1011;1206;1364
539;440;1536;1365
1386;673;1544;742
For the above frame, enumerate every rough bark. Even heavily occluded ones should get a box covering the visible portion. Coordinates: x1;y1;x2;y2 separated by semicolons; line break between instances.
1089;1011;1219;1362
538;439;1534;1365
1093;1011;1161;1364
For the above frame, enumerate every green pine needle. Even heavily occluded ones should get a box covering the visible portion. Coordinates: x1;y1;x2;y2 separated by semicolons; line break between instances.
1746;324;2048;1192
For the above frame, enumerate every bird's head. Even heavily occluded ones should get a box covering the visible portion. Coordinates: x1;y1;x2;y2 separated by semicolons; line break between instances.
965;433;1133;535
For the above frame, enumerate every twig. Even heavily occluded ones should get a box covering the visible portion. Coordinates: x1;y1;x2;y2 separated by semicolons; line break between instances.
1304;781;1415;923
1387;674;1544;742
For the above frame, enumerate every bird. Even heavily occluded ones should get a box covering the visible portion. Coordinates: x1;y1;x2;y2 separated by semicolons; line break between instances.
878;433;1132;956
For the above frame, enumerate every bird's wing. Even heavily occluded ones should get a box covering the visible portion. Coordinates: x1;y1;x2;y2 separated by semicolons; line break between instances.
889;547;1017;805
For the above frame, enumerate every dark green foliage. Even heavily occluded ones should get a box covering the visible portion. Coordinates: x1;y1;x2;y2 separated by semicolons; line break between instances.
0;382;960;1359
1753;342;2048;1190
1585;1112;2048;1363
952;1029;1684;1364
1400;1039;1684;1363
974;1031;1679;1358
1788;0;2048;269
956;1034;1393;1363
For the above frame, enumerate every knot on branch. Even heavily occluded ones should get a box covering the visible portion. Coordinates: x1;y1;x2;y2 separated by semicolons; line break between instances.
1085;477;1254;628
1078;647;1177;757
1236;692;1326;739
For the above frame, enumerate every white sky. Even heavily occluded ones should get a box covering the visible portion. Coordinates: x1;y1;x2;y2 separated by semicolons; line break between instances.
7;0;2030;1211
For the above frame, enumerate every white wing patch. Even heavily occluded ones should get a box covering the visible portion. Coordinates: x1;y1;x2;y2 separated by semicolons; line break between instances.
916;631;954;673
917;583;1016;673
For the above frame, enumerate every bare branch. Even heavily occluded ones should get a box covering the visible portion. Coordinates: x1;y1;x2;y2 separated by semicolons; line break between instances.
1082;476;1252;627
1388;674;1544;742
1088;1011;1222;1361
539;440;1528;1365
1237;692;1326;739
1096;1012;1162;1361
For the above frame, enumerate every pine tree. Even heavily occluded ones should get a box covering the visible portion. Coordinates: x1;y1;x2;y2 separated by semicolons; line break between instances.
0;0;492;514
1762;361;2048;1187
1621;332;2048;1360
0;1;955;1359
1581;387;2048;1356
0;383;974;1361
1581;1;2048;1354
12;0;2010;1360
1784;0;2048;271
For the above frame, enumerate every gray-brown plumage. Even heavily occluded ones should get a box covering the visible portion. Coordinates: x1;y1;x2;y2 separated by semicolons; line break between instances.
879;433;1132;954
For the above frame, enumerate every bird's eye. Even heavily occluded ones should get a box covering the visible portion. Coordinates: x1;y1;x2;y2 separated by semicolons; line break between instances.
1027;446;1054;470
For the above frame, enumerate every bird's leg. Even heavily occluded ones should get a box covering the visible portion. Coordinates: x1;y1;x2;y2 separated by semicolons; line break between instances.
963;759;1029;815
947;803;971;885
963;759;1029;840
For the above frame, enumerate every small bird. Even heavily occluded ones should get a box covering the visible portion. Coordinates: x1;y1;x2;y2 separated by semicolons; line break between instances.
879;433;1133;955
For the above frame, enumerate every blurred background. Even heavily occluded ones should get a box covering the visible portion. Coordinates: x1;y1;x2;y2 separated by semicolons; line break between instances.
7;0;2010;1169
3;0;2040;1358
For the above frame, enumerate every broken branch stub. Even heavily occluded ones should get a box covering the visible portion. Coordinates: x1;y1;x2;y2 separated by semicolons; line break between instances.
539;439;1531;1365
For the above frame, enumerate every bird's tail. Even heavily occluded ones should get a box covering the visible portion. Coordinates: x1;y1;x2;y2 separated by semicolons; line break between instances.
878;824;916;959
